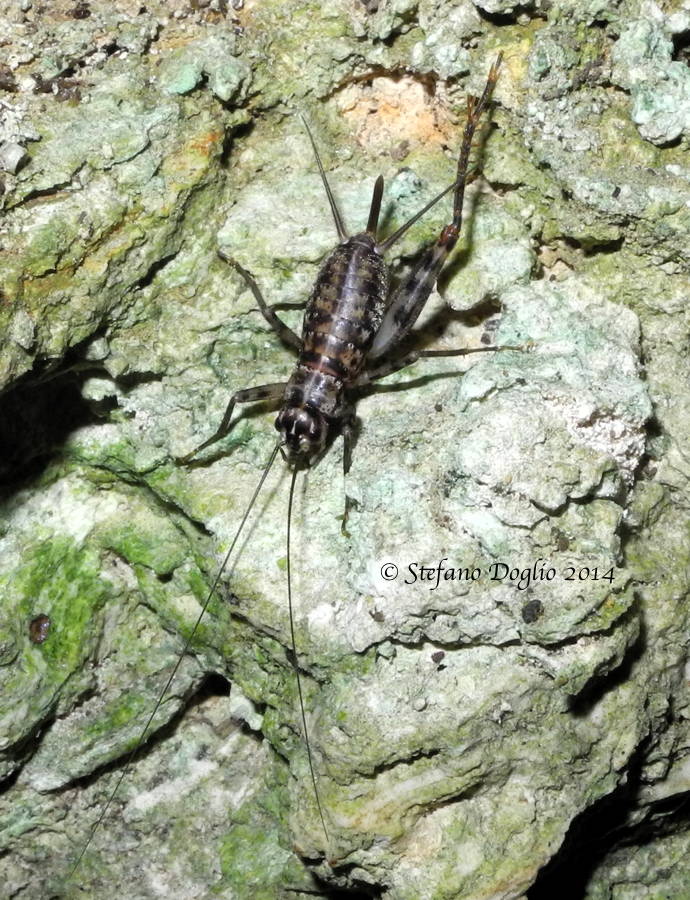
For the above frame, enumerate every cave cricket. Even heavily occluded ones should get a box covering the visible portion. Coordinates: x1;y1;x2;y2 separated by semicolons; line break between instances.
69;53;510;877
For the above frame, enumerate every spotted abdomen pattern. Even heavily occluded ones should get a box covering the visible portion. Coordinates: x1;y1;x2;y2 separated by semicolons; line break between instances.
301;234;389;382
280;233;389;430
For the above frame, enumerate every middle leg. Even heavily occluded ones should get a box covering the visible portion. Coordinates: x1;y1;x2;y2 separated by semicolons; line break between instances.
354;343;521;388
218;251;302;352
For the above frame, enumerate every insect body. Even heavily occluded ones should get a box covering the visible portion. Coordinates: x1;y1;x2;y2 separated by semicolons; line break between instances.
70;53;506;879
187;56;502;474
277;230;388;462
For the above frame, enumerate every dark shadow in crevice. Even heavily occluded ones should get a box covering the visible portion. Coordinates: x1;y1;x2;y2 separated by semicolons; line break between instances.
548;233;626;258
310;868;385;899
527;743;649;900
474;3;541;25
630;789;690;845
672;27;690;63
0;362;112;492
0;711;57;796
652;132;684;150
132;251;179;293
567;611;645;717
113;369;164;389
219;117;254;167
194;670;231;703
581;236;625;257
528;744;690;899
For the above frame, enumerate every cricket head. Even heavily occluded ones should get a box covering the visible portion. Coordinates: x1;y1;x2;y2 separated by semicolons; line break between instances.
275;405;329;463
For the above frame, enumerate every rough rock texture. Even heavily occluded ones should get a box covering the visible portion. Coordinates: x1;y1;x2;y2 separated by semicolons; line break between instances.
0;1;689;899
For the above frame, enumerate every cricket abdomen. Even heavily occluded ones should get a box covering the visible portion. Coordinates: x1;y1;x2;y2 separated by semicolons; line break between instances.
275;233;389;460
300;233;389;382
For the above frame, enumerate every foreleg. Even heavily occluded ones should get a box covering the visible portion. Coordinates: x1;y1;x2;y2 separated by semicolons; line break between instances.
177;382;287;463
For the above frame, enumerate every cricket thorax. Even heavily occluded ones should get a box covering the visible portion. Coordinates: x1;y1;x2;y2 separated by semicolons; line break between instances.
276;365;343;459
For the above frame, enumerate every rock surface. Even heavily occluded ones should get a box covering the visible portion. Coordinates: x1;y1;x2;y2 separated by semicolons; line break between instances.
0;1;688;899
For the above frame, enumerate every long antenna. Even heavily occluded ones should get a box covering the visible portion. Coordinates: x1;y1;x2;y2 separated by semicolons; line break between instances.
67;440;283;882
286;463;330;847
300;114;348;242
